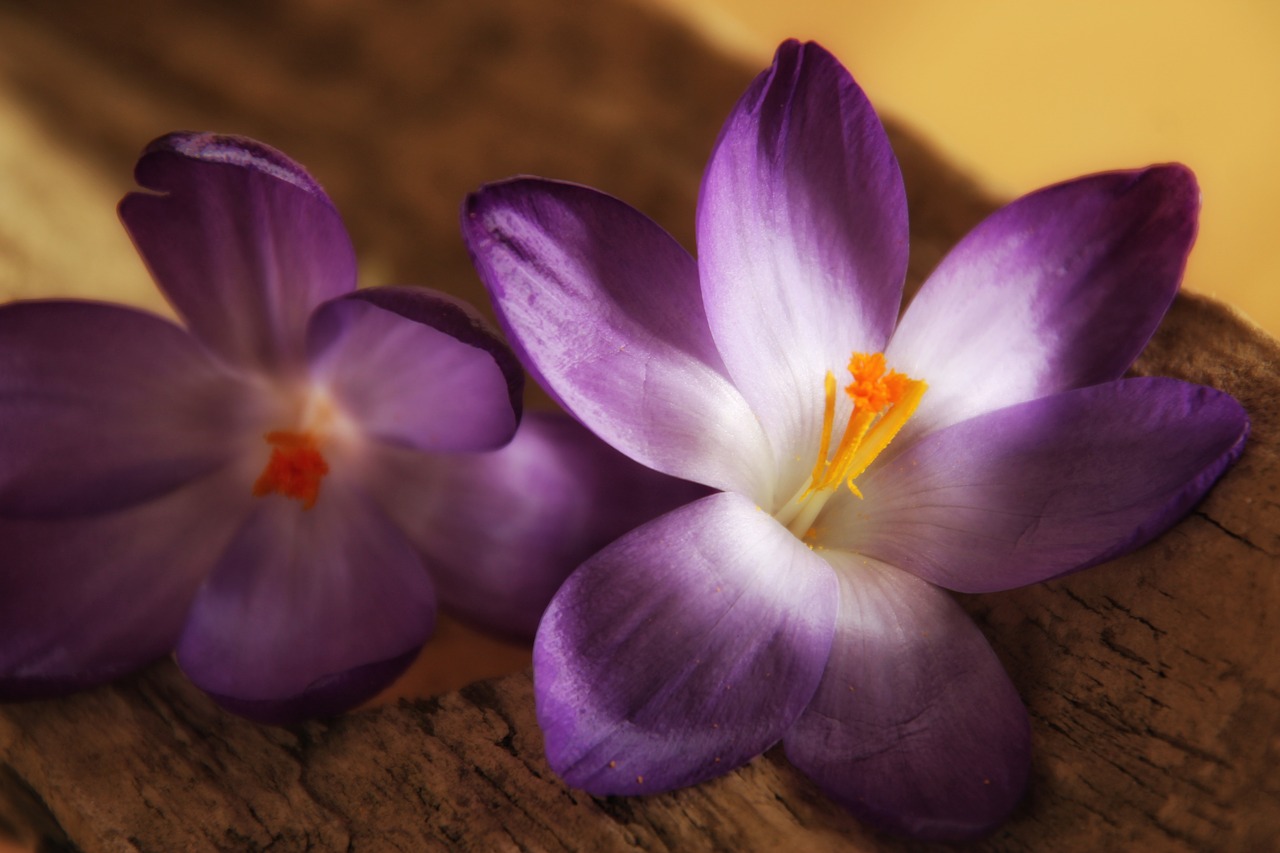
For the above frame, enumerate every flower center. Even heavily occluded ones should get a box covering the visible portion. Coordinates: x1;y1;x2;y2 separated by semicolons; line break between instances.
774;352;926;539
252;430;330;510
250;389;350;511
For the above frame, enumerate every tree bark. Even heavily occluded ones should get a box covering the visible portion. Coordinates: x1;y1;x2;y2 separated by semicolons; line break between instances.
0;1;1275;850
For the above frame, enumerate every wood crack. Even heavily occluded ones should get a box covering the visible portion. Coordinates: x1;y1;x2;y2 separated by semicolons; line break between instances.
1192;510;1271;555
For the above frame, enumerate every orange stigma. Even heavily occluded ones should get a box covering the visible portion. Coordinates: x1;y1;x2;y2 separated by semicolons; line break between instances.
252;430;329;510
776;351;925;538
845;352;909;414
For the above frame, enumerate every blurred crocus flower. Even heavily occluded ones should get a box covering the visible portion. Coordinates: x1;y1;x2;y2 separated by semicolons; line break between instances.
463;41;1249;840
0;133;695;724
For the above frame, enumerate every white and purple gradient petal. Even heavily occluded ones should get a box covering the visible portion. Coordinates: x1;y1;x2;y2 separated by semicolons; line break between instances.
0;468;249;699
784;556;1030;841
459;36;1250;842
535;491;838;794
175;477;436;724
820;377;1248;593
0;300;260;518
307;287;521;455
465;179;773;501
370;412;709;642
119;132;357;373
888;166;1200;445
698;39;908;495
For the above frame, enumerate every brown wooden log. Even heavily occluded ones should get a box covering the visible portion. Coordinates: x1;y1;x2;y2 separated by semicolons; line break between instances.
0;1;1276;850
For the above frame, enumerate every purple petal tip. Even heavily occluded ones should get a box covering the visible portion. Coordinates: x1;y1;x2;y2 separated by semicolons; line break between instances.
135;131;332;204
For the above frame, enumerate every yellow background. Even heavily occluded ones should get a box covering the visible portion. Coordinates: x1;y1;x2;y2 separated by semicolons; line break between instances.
650;0;1280;336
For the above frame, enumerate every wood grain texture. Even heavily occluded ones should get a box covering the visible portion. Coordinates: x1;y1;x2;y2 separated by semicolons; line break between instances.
0;0;1275;850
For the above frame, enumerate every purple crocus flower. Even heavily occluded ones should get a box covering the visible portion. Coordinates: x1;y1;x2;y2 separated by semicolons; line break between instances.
462;41;1250;840
0;133;695;724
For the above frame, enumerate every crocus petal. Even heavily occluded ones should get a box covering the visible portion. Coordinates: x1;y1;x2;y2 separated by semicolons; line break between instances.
0;301;258;518
535;491;838;794
119;132;356;372
464;178;774;502
0;469;248;698
175;478;435;723
821;377;1248;593
784;555;1030;841
887;166;1199;443
307;287;520;454
369;412;709;642
697;39;908;489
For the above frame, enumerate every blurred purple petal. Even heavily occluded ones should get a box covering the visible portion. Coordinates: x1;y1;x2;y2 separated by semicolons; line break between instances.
464;179;774;501
307;288;519;454
535;492;838;794
1;131;543;725
147;132;333;199
888;166;1199;444
698;39;907;490
784;556;1030;841
0;469;248;698
343;285;524;417
371;412;709;642
119;132;356;372
175;478;435;724
823;377;1248;593
0;301;258;518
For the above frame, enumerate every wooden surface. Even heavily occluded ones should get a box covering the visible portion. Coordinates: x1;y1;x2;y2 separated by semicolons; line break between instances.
0;1;1276;850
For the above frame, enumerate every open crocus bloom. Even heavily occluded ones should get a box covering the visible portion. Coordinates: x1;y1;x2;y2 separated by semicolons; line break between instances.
0;133;696;724
463;40;1250;840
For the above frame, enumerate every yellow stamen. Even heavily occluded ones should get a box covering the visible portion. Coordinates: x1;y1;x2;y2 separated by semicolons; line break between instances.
807;372;838;488
841;378;927;488
814;408;873;493
777;351;925;538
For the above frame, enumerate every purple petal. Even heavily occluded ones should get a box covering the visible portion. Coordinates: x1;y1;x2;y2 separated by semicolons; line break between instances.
0;469;248;699
307;288;520;454
822;377;1248;593
534;491;838;794
464;179;774;501
370;412;709;642
175;478;435;723
697;39;907;491
784;556;1030;841
341;286;524;417
887;166;1199;442
119;132;356;372
0;300;258;518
